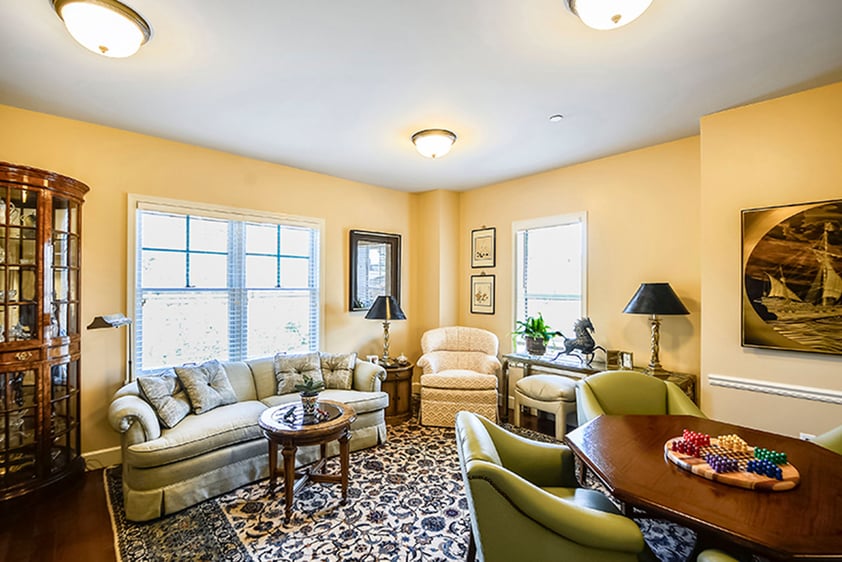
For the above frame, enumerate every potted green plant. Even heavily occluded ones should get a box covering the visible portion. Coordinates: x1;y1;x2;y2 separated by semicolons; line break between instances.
294;374;325;416
514;313;561;356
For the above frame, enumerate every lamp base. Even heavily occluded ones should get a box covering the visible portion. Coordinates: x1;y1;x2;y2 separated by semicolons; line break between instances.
645;366;671;379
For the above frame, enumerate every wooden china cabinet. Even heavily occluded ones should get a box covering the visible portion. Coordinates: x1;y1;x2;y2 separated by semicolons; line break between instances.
0;162;89;502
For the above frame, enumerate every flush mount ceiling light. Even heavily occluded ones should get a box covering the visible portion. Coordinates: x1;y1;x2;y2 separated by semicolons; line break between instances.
566;0;653;30
411;129;457;159
52;0;151;58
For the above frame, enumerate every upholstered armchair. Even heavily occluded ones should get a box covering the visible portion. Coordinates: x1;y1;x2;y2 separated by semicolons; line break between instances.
576;370;705;426
417;326;501;427
455;411;655;562
813;424;842;455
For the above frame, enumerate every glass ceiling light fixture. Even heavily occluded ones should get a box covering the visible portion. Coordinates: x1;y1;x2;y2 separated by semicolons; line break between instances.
52;0;152;58
566;0;653;30
411;129;457;159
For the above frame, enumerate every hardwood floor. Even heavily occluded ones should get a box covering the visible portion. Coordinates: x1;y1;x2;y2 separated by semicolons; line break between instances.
0;409;557;561
0;469;115;562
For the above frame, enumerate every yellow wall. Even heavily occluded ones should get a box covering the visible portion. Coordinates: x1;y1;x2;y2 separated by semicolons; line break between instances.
409;190;460;368
0;104;414;456
3;80;839;458
457;137;702;379
700;82;842;436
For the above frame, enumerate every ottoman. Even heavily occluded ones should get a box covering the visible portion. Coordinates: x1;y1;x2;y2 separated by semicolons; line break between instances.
513;374;577;439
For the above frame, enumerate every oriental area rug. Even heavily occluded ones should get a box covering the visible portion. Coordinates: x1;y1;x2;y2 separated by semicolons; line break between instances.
105;421;696;561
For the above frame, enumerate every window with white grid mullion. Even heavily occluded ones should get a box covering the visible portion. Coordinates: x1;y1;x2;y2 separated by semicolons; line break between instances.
133;201;322;374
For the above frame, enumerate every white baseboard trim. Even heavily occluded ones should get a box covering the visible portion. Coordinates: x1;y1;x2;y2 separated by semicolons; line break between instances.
83;446;122;471
708;374;842;405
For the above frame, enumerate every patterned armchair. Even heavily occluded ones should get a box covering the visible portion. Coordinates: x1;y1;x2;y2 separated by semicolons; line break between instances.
417;326;501;427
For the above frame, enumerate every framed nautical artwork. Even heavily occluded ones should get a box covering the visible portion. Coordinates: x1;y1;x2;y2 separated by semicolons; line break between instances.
742;199;842;355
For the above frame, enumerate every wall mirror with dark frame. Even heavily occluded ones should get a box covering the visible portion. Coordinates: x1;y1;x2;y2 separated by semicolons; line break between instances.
350;230;401;311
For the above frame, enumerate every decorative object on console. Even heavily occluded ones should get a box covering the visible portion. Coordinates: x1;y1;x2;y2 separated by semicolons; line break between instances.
605;349;620;369
619;351;634;370
742;199;842;357
623;282;689;376
471;226;496;268
566;0;653;30
411;129;456;159
470;274;495;315
513;313;559;355
553;317;606;366
365;295;406;366
51;0;152;58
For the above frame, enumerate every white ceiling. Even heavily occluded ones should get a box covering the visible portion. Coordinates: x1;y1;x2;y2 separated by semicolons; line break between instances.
1;0;842;192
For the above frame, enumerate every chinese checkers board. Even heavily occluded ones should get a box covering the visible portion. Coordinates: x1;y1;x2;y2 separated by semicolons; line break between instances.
665;429;799;491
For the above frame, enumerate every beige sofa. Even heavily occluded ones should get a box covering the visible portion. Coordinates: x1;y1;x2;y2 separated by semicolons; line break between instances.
108;355;388;521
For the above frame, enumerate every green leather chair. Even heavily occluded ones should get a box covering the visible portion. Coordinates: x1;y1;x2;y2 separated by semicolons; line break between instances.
696;549;739;562
576;370;705;426
454;411;656;562
813;424;842;455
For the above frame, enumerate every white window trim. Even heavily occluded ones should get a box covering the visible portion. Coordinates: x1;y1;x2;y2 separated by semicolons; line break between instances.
126;194;325;380
511;211;588;354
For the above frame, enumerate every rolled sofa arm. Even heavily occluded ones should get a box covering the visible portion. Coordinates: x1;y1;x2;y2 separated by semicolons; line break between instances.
108;393;162;443
353;360;387;392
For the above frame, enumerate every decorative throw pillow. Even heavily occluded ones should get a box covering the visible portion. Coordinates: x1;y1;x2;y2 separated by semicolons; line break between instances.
137;368;192;428
175;359;238;415
321;352;356;390
274;352;323;395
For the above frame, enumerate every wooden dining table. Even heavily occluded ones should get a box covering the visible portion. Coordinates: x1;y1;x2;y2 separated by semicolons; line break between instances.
563;415;842;561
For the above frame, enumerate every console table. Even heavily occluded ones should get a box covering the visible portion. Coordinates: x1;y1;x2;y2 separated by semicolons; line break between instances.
500;352;696;423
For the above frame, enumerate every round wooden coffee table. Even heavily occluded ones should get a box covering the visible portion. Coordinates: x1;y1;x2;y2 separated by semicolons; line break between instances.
258;399;356;522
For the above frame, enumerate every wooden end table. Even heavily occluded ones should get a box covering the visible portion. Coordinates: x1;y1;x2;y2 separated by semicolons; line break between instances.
258;399;356;523
382;361;413;424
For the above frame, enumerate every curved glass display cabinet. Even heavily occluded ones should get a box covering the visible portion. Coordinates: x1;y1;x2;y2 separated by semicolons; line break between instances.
0;162;88;501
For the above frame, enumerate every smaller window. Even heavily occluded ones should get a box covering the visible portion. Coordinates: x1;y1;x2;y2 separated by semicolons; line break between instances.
513;213;587;352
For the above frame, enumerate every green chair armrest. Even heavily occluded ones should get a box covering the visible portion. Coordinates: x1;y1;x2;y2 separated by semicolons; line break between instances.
476;414;577;487
576;381;607;426
665;381;706;417
468;460;646;554
813;424;842;455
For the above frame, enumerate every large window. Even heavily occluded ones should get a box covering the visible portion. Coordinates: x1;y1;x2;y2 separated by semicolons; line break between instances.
513;213;586;352
131;197;322;374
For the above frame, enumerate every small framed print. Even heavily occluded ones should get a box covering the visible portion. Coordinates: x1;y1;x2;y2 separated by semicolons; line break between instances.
619;351;634;370
471;227;496;268
470;274;495;315
606;349;621;369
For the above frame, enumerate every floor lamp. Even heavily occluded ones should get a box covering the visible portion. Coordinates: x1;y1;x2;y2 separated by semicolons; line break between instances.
87;313;134;384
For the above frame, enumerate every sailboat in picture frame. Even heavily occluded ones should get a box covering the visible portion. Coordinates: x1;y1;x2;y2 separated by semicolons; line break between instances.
742;199;842;355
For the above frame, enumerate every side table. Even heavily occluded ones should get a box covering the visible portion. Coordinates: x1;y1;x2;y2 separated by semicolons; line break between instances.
258;399;356;523
381;362;413;424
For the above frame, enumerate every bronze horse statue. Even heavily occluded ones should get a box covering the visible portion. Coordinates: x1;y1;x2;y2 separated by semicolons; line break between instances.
552;317;605;365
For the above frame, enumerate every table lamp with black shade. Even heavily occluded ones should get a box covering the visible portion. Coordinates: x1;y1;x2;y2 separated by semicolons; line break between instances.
623;283;689;377
365;295;406;367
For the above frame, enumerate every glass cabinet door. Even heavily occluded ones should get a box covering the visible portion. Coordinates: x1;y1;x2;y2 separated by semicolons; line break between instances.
0;368;39;487
0;186;38;343
52;198;80;338
49;360;79;473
